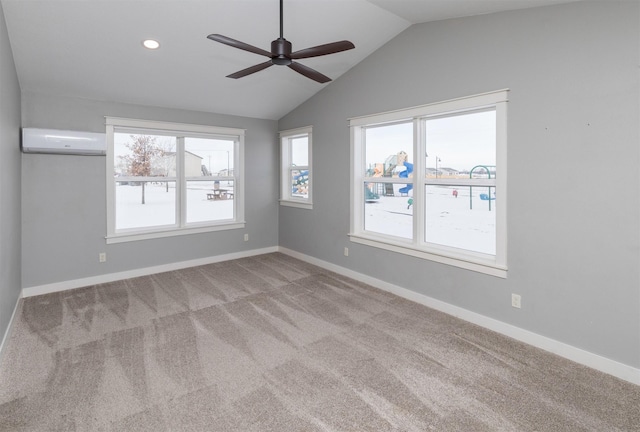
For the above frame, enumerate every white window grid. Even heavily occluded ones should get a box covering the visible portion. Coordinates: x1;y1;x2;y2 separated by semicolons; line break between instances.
349;90;508;277
280;126;312;209
105;117;245;243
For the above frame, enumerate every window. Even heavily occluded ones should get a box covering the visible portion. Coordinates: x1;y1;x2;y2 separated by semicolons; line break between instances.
280;126;312;209
105;117;244;243
349;90;508;277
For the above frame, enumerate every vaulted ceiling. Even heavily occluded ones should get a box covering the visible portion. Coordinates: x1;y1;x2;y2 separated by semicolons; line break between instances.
1;0;579;120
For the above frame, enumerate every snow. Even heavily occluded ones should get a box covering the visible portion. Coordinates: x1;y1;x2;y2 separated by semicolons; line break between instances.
364;184;496;255
115;182;494;257
115;182;234;230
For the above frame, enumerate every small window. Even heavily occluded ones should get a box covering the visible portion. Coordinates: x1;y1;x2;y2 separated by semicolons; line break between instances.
280;126;312;209
106;117;245;243
349;90;508;277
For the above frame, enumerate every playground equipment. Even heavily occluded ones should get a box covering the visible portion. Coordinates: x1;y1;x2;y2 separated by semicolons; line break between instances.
365;187;380;202
369;156;397;197
469;165;496;211
378;155;399;196
292;170;309;196
396;151;413;195
367;151;414;199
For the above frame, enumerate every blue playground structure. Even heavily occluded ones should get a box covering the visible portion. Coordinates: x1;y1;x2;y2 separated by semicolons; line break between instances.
292;170;309;196
398;161;413;195
479;193;495;201
368;151;413;201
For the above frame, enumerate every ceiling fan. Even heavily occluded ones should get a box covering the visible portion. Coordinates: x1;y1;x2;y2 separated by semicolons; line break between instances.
207;0;355;83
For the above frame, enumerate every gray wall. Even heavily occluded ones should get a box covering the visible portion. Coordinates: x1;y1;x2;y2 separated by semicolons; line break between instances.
21;92;279;287
279;1;640;368
0;2;21;340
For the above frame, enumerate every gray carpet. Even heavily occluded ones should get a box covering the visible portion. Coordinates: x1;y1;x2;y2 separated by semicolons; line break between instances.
0;252;638;431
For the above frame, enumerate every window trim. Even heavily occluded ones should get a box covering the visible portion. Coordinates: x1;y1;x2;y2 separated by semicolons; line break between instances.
105;117;245;244
280;126;313;209
349;90;508;277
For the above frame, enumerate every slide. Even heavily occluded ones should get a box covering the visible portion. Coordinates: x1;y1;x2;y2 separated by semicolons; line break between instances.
398;161;413;194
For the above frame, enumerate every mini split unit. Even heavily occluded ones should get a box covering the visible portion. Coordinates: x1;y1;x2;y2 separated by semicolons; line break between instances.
21;128;106;155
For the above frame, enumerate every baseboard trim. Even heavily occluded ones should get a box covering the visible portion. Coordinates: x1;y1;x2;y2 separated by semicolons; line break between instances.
18;246;640;386
279;247;640;386
0;290;22;364
21;246;279;298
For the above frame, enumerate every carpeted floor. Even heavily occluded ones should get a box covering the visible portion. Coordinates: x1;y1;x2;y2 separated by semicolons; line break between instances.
0;252;638;431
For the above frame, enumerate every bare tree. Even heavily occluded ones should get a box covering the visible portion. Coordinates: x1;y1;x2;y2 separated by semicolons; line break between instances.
153;137;176;192
119;135;163;204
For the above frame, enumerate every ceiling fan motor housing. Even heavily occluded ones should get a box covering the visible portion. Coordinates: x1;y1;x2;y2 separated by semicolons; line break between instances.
271;38;292;65
207;0;354;82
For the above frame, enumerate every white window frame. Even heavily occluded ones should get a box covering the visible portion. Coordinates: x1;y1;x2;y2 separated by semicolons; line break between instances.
280;126;313;209
105;117;245;244
349;90;508;277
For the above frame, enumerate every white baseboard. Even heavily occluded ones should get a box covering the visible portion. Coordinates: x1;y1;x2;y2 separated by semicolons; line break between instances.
0;290;22;364
16;245;639;386
21;246;279;298
278;247;640;386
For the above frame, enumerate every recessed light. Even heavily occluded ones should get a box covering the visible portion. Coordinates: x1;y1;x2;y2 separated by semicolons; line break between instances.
142;39;160;50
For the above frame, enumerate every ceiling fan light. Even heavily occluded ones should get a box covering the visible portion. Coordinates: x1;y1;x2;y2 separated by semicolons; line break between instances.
142;39;160;50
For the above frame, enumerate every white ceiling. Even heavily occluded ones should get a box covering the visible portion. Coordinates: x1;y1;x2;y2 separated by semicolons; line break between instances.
1;0;579;120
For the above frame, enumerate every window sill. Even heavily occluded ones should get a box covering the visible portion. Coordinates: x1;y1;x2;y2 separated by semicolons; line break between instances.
106;222;245;244
349;233;507;278
279;199;313;210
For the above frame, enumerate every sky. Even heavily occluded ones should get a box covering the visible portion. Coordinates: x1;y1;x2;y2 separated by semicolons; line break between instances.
365;110;496;171
114;133;234;176
290;136;309;166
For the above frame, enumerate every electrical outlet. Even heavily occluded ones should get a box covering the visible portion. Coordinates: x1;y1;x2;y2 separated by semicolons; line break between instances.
511;293;521;309
244;233;249;242
344;247;349;257
99;252;107;263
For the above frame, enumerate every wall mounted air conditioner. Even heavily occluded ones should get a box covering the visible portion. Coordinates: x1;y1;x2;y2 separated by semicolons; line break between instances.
22;128;106;155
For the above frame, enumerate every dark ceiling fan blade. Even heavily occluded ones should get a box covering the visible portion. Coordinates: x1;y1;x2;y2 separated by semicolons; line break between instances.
288;61;331;83
227;61;274;79
290;40;355;59
207;34;272;58
208;1;354;82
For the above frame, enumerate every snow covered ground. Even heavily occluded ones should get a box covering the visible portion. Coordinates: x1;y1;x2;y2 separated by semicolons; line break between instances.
364;184;496;255
115;182;494;256
115;182;234;230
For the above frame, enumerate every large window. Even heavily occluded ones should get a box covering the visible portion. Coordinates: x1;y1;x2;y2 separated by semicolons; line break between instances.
106;117;244;243
280;126;312;209
350;90;507;277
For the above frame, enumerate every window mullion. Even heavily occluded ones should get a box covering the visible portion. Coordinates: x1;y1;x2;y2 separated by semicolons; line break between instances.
414;119;426;247
176;137;185;227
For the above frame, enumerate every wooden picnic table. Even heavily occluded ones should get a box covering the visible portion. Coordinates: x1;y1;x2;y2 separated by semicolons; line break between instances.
207;189;233;200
